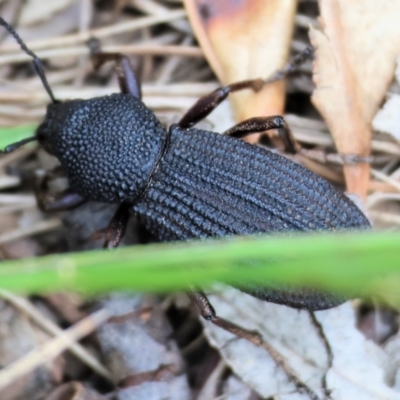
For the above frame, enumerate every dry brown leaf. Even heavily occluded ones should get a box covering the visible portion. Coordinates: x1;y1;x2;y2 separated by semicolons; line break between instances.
184;0;296;142
310;1;400;198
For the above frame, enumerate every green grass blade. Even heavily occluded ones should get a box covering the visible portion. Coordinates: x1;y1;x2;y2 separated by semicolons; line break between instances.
0;230;399;306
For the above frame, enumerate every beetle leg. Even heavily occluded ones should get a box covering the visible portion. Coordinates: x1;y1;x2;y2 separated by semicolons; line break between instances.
188;291;265;343
223;116;299;154
90;203;131;249
188;291;319;400
178;79;264;129
35;172;86;212
90;50;141;99
178;46;314;129
223;116;375;164
36;188;86;212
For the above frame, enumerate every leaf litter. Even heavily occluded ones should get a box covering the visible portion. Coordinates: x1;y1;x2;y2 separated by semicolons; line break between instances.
184;0;297;143
0;0;400;399
310;1;400;199
203;286;398;400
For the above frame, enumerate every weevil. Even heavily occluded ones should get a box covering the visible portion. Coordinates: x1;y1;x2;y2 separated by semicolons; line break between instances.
0;18;370;345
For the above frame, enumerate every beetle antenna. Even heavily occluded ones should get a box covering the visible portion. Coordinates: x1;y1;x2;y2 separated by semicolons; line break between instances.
0;16;57;103
1;136;37;153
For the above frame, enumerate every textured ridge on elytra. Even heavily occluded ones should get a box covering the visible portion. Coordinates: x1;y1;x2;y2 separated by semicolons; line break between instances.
133;124;370;241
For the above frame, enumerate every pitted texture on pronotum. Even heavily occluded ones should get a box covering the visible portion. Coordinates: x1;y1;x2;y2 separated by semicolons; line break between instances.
36;94;167;203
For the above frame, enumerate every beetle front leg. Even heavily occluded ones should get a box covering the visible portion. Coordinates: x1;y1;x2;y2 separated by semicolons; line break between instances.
90;49;141;99
178;46;314;129
189;291;319;400
35;174;86;212
178;79;264;129
36;189;86;212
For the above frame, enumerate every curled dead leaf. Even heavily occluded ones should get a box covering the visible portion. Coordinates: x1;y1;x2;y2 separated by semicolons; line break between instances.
184;0;297;142
310;0;400;198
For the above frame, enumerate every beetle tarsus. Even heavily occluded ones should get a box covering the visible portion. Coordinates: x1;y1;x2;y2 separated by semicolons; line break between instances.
264;45;315;84
223;115;300;154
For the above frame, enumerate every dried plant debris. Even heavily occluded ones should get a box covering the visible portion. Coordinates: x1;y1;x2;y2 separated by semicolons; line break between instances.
201;285;399;400
0;288;196;400
184;0;296;131
373;95;400;142
373;57;400;141
1;1;400;399
310;0;400;199
94;293;190;400
383;333;400;391
0;299;60;400
44;381;107;400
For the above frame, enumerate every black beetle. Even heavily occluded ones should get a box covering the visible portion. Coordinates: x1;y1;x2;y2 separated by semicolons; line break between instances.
0;17;370;354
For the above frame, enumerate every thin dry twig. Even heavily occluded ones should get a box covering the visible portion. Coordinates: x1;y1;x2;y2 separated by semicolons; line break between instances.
0;44;202;65
0;309;110;392
371;169;400;193
0;194;36;205
0;146;36;169
368;211;400;225
0;9;187;52
0;174;19;189
0;290;113;382
0;218;61;243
